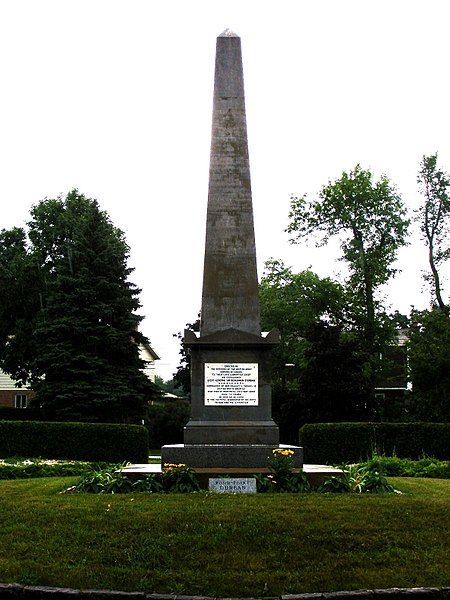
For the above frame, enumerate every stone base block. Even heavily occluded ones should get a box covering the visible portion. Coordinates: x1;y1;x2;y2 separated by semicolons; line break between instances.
183;420;279;445
161;443;303;470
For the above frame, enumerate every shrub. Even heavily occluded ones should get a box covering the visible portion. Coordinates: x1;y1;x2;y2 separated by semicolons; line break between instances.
365;455;450;478
0;408;44;421
0;421;149;463
318;464;395;494
74;465;135;494
161;463;200;492
145;399;190;448
0;458;110;479
255;448;311;493
73;463;199;494
299;422;450;464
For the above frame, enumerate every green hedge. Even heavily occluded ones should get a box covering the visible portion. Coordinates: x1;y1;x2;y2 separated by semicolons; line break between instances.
0;421;149;463
0;408;44;421
145;399;190;448
299;422;450;464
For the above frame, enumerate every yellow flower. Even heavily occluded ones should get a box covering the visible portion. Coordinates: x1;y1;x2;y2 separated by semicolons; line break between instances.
273;448;294;457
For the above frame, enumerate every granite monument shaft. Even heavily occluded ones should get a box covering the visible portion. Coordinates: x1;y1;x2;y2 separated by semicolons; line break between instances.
161;31;302;470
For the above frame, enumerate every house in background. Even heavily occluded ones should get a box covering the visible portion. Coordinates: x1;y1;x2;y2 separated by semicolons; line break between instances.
375;329;409;404
139;342;160;382
0;369;34;409
0;342;160;409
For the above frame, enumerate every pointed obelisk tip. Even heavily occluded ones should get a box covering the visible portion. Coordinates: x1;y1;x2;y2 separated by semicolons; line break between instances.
218;28;239;38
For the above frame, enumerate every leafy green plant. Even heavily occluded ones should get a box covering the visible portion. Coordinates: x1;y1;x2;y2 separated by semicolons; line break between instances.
74;464;134;494
0;458;110;480
318;464;395;494
162;463;200;492
132;474;163;493
72;462;200;494
365;454;450;479
257;449;311;493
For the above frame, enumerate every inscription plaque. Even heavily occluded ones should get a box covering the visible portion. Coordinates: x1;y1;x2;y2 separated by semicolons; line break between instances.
205;363;258;406
209;477;257;493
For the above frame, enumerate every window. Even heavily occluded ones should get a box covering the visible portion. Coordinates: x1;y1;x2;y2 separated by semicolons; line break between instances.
15;394;27;409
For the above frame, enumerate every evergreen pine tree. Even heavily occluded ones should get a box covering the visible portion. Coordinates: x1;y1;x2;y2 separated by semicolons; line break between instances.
0;190;159;422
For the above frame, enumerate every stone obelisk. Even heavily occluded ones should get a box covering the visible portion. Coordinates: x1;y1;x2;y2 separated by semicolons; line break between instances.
200;29;260;338
162;31;302;470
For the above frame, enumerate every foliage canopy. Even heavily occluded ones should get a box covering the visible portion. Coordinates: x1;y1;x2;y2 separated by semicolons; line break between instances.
416;153;450;314
287;165;409;348
0;190;159;421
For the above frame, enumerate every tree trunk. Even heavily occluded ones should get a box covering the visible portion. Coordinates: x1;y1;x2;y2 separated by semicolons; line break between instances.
428;243;449;315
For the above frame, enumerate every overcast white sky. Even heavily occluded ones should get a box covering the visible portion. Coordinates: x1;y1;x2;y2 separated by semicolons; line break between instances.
1;1;449;379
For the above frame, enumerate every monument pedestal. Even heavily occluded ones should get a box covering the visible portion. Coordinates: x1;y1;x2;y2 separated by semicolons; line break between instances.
162;443;303;470
161;328;303;471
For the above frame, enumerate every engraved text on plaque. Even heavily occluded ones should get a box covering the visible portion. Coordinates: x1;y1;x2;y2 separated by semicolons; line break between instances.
204;363;258;406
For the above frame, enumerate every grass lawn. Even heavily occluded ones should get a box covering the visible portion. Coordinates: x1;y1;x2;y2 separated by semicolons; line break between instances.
0;477;448;596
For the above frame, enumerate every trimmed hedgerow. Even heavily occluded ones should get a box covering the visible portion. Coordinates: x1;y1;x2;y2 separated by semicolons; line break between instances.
0;408;44;421
299;422;450;464
0;421;149;463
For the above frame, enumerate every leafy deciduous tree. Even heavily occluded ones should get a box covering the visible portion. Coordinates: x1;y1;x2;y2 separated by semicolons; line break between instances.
260;259;348;375
287;165;409;351
259;261;374;441
416;154;450;314
408;308;450;422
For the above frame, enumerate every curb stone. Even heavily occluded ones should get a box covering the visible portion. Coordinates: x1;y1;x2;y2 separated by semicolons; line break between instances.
324;592;374;600
1;587;449;600
22;587;81;600
82;592;145;600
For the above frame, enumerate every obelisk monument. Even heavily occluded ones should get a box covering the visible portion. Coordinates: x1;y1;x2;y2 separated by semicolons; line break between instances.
162;31;302;470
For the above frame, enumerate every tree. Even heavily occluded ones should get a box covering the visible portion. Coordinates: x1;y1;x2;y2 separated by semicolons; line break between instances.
287;165;409;352
172;317;200;397
0;190;159;422
297;322;372;424
416;154;450;314
408;308;450;422
260;259;348;375
154;375;185;398
259;261;374;441
0;227;41;385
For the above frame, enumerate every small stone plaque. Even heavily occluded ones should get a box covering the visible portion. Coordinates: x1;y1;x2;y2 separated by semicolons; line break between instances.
208;477;257;494
204;362;258;406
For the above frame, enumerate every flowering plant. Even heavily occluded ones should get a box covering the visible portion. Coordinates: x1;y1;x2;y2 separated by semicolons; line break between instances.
162;463;200;492
256;448;310;493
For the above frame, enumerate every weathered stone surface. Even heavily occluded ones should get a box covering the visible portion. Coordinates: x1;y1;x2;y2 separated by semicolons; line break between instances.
162;31;284;466
1;588;449;600
182;328;280;446
373;591;441;599
22;587;80;600
323;593;374;600
82;592;145;600
281;593;323;600
201;33;259;337
163;443;302;469
373;592;440;600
